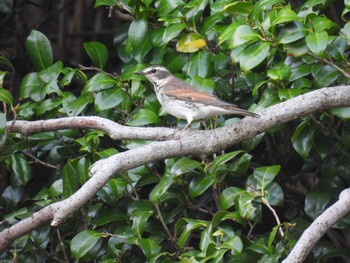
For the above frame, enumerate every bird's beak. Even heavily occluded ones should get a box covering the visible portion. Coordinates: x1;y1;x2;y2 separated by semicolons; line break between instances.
135;71;144;76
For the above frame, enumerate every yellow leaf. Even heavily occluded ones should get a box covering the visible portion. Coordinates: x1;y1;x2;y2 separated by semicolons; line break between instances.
176;33;207;53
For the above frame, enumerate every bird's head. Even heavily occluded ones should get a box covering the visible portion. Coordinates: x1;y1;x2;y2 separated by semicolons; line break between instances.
135;65;172;87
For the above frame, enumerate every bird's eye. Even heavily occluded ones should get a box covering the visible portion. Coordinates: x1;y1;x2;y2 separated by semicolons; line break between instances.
151;69;157;74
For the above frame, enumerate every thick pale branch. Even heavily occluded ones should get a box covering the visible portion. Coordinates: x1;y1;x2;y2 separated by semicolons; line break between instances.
282;188;350;263
7;116;176;140
0;85;350;251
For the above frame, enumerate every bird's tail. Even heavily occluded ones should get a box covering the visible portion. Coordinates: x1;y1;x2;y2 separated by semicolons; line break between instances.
226;106;260;118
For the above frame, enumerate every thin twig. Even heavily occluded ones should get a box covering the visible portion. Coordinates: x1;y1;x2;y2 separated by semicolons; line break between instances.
155;202;174;241
261;197;284;237
22;150;58;169
56;229;69;263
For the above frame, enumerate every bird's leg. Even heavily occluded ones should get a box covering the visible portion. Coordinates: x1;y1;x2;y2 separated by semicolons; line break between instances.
182;122;192;130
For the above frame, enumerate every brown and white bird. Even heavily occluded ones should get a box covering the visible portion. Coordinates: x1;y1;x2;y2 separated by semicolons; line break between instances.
136;65;259;129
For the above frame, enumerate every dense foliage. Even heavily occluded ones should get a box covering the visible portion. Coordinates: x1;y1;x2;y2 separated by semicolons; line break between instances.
1;0;350;262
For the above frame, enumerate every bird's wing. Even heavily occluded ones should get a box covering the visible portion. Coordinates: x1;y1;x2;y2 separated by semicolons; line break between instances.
164;86;236;106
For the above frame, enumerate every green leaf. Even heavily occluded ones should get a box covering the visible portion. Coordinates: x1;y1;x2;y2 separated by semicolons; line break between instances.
237;192;259;221
222;1;253;16
292;120;317;160
220;187;246;210
311;64;340;88
331;107;350;119
285;39;309;57
219;21;242;45
128;201;154;236
221;235;243;255
189;76;216;94
267;224;280;251
0;88;13;107
84;42;108;69
84;73;117;92
94;88;128;111
20;72;45;102
128;18;148;49
94;0;117;7
95;209;128;226
289;64;311;81
305;192;333;219
71;230;103;259
61;93;94;116
240;42;270;71
0;55;14;72
265;182;284;206
175;218;208;250
176;33;206;53
267;65;291;80
61;159;79;197
189;173;215;198
11;153;32;187
211;150;244;174
157;0;184;16
277;22;307;44
250;0;284;22
246;165;280;192
25;30;53;71
187;50;212;78
138;238;162;259
163;23;186;43
170;157;201;176
231;25;259;48
149;173;175;203
306;31;328;56
127;109;161;126
36;97;62;115
273;5;299;25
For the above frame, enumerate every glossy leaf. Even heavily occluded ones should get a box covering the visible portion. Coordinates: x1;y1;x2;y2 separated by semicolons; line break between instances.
0;87;13;107
220;187;246;210
128;109;161;126
292;120;317;160
189;173;215;198
25;30;53;71
61;93;94;116
84;73;117;92
311;64;340;88
273;5;299;25
211;150;244;174
138;238;162;259
71;230;103;259
277;22;307;44
246;165;280;192
306;31;328;56
176;33;206;53
11;153;32;187
240;42;270;71
163;23;186;43
170;157;201;176
94;88;127;111
84;41;108;69
305;192;333;219
176;218;208;250
231;25;259;48
61;159;79;197
222;1;253;16
128;19;148;49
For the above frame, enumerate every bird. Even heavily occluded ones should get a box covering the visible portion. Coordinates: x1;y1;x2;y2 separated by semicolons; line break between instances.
136;65;259;129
